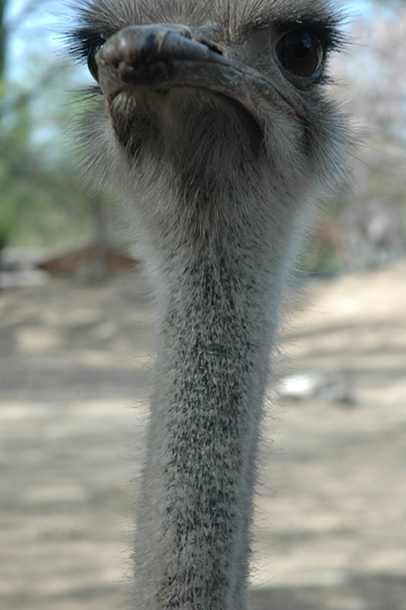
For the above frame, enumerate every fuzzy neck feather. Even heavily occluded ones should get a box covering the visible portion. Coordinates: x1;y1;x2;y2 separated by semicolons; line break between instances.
127;133;309;607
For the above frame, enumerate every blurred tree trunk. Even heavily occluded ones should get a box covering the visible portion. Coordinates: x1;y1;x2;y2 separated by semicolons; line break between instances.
0;0;6;78
0;0;8;262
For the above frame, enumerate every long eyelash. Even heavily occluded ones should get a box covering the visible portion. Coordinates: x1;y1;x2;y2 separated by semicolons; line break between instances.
67;27;105;62
278;19;345;51
65;0;348;63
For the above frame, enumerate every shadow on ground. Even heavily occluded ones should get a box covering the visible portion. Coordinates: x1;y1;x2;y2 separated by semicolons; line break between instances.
250;573;406;610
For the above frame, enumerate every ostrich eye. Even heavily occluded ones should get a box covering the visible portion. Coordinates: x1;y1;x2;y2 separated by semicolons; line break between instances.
276;27;324;78
87;41;103;82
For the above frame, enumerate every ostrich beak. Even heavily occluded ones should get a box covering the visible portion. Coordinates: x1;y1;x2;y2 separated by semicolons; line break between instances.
95;25;282;130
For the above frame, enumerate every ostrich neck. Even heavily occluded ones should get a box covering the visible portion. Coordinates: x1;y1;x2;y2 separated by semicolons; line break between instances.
132;180;293;610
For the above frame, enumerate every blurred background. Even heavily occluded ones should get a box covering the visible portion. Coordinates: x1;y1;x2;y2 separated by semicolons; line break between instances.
0;1;406;609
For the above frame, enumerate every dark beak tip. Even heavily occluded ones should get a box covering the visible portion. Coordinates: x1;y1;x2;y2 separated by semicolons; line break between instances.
96;24;215;72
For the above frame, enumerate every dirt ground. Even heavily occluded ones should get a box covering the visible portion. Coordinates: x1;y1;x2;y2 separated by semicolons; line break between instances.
1;261;406;610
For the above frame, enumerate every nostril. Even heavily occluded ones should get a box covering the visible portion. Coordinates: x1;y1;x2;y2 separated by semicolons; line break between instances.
206;40;224;55
196;34;223;55
179;27;193;40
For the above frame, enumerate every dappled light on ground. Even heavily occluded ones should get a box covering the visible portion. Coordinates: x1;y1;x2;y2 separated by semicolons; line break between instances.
1;262;406;609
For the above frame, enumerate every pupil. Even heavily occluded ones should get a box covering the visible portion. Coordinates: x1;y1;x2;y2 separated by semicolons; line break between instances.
276;28;323;78
296;33;311;58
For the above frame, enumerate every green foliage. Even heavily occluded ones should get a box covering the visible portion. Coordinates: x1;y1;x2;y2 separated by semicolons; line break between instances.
0;87;97;250
0;141;92;248
0;1;122;253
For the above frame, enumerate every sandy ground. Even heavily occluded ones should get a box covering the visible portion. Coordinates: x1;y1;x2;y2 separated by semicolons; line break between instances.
1;261;406;610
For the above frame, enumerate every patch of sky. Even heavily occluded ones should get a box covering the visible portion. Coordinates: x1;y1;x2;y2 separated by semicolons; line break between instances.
4;0;91;85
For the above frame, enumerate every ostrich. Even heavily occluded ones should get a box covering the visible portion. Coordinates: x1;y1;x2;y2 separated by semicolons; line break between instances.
68;0;348;608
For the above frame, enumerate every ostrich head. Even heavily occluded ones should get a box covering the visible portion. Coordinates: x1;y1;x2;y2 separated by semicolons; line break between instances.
69;0;347;262
68;1;348;608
